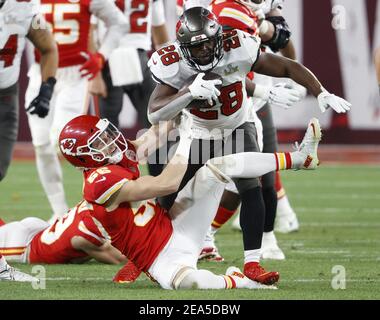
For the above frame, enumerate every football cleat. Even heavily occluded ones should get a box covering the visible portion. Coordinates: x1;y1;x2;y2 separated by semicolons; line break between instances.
295;117;322;170
199;230;224;262
0;218;5;227
226;266;277;289
199;247;224;262
113;260;141;284
0;264;39;282
261;232;285;260
243;262;280;285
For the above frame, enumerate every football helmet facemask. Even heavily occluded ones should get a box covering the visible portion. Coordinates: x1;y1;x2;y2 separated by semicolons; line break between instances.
59;115;127;169
176;7;223;72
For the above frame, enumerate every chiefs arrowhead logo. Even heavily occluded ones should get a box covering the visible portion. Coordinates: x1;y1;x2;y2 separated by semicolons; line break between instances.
303;155;313;168
60;138;77;156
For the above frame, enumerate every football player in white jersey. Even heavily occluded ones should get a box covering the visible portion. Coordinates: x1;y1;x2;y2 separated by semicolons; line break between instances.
25;0;130;224
90;0;170;178
147;7;350;284
0;0;57;182
0;0;58;282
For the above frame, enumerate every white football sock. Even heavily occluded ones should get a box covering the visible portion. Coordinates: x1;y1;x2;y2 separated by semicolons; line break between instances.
178;269;230;289
244;249;261;264
35;144;69;217
277;195;295;214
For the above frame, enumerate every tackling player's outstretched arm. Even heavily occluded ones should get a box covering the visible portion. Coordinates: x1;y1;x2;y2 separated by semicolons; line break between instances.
130;121;174;161
71;237;127;264
105;116;193;207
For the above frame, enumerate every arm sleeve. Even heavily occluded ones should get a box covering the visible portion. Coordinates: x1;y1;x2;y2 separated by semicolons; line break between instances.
90;0;130;59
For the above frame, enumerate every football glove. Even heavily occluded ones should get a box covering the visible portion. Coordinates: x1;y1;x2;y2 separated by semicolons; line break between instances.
188;73;222;106
254;83;301;109
317;90;351;113
26;77;56;118
79;51;105;80
268;83;302;109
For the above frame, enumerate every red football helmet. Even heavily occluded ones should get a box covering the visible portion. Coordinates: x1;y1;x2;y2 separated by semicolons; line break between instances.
59;115;127;169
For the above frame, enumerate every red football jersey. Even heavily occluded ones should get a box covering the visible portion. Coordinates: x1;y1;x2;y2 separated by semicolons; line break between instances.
82;157;172;272
90;199;172;272
29;202;106;264
82;141;140;205
36;0;92;67
210;0;259;36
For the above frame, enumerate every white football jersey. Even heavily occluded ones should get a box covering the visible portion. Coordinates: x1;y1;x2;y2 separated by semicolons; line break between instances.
0;0;39;89
95;0;165;51
149;29;261;139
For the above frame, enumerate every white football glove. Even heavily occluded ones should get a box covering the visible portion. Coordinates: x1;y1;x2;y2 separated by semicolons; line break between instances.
255;83;301;109
285;79;308;99
188;72;222;106
317;90;352;113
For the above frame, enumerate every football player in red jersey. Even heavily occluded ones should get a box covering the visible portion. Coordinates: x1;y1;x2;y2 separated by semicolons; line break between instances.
0;206;127;266
57;113;322;289
24;0;129;224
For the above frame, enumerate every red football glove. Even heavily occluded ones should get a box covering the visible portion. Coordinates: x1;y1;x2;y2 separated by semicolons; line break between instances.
79;51;105;80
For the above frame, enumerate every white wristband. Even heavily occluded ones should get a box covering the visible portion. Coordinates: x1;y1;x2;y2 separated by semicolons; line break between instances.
175;136;192;160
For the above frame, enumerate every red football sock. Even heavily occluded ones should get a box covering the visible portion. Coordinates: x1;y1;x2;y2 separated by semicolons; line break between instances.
211;206;236;229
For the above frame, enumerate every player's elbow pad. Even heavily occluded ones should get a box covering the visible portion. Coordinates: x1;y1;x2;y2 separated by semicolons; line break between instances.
262;16;291;52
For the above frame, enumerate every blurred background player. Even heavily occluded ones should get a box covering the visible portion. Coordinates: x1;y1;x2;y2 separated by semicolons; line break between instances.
0;0;57;182
0;0;57;283
25;0;129;223
89;0;170;177
147;7;349;283
247;0;306;235
374;46;380;96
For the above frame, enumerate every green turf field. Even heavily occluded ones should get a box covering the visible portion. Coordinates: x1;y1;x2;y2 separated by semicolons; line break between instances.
0;161;379;300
